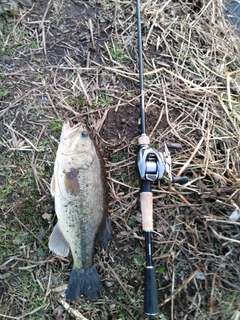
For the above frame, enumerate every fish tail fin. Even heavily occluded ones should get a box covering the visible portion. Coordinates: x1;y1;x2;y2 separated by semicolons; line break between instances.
66;265;103;301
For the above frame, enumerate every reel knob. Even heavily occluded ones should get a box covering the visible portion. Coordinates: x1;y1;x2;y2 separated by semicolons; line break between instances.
172;176;188;184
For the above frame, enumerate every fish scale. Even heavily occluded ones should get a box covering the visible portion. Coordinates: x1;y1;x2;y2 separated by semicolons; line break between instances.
58;169;104;269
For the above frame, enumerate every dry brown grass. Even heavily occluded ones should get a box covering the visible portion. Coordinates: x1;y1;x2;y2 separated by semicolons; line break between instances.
0;0;240;319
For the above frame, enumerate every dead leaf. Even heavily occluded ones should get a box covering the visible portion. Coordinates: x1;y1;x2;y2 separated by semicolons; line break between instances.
42;212;53;220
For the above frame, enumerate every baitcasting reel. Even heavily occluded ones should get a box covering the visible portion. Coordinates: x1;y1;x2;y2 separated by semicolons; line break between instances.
137;134;188;185
136;134;188;317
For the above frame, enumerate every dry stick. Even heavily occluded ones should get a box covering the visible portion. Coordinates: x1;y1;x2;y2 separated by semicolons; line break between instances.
79;95;138;116
44;265;52;302
203;110;212;176
0;315;19;320
4;123;44;152
0;89;37;118
190;0;214;27
219;277;240;291
144;72;164;137
46;91;61;117
211;0;215;24
77;73;92;106
232;310;240;320
107;158;136;170
183;175;206;189
121;19;136;38
21;306;45;319
171;268;175;320
108;177;137;190
161;24;178;64
169;186;191;205
146;66;216;93
218;97;239;135
58;299;89;320
149;102;164;138
163;81;181;140
209;273;216;316
15;214;39;244
88;18;96;49
11;2;35;32
159;270;198;307
0;165;16;169
180;27;192;70
223;147;231;177
40;0;53;55
144;0;172;47
210;227;240;244
31;126;47;195
0;256;18;270
176;136;205;177
195;59;226;80
94;108;109;133
52;89;79;115
107;263;133;302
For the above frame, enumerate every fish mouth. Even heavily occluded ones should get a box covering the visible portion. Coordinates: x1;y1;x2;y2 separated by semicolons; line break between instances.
62;120;87;140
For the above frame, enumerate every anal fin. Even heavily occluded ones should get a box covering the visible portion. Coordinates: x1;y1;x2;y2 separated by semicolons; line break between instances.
49;222;69;257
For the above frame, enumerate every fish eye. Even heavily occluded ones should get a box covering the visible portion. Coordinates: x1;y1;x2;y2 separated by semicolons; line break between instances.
81;131;88;138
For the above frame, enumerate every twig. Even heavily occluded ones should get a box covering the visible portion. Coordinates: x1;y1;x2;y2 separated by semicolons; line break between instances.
4;123;45;152
171;269;175;320
107;263;133;302
209;273;216;316
44;265;52;302
88;19;96;49
0;306;45;319
0;314;19;319
210;227;240;244
159;270;198;307
177;136;205;177
205;218;240;226
58;299;89;320
40;0;53;55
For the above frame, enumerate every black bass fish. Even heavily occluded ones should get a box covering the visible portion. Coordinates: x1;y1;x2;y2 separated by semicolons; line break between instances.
49;120;111;300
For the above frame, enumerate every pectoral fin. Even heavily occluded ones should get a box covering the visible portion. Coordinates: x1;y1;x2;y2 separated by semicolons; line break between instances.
50;174;56;197
49;223;70;257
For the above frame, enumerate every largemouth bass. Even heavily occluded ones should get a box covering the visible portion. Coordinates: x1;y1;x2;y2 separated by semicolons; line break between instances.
49;120;111;301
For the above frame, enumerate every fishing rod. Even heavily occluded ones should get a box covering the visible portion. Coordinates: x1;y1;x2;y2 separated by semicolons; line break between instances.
136;0;188;316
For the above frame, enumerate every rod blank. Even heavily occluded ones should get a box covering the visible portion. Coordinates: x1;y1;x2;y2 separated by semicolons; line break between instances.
144;237;159;317
140;182;159;316
136;0;159;316
136;0;146;135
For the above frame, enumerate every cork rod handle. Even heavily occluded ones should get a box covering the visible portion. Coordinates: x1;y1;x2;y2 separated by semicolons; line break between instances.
141;192;153;231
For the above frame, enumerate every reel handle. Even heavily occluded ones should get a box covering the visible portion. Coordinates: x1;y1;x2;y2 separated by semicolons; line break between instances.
172;176;189;184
